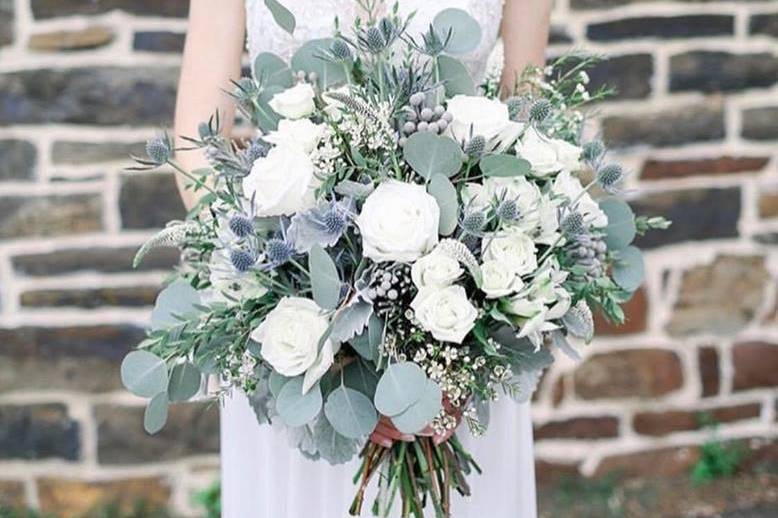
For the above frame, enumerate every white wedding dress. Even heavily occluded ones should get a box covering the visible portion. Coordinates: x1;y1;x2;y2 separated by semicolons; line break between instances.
221;1;538;516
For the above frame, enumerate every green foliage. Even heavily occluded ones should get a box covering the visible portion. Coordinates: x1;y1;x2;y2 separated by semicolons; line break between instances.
373;362;429;416
479;154;531;177
390;378;442;434
427;174;459;236
599;198;636;251
143;392;169;434
264;0;296;35
120;350;168;398
691;418;744;485
308;244;342;310
324;386;378;438
436;55;476;96
403;132;463;179
276;377;323;427
611;246;645;293
194;481;221;518
432;8;482;55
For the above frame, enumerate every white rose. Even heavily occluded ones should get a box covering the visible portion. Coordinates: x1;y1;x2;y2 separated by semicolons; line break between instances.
251;297;333;388
482;229;537;276
515;127;560;176
551;138;582;173
263;119;325;154
268;83;316;119
243;146;318;217
480;260;524;299
356;180;440;263
411;251;463;290
445;95;523;151
552;170;608;228
411;285;478;344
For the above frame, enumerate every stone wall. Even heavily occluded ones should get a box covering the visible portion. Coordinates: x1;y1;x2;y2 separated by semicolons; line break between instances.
0;0;776;516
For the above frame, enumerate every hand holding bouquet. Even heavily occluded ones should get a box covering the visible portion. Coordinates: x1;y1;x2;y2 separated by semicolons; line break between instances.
121;3;669;517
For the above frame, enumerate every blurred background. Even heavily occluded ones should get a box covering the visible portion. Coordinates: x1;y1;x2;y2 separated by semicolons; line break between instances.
0;0;777;517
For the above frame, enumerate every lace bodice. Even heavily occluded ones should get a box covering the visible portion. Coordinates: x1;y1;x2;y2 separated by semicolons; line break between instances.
245;0;504;82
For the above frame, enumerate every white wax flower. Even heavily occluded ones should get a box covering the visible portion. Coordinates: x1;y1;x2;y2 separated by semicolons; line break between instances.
263;119;325;154
268;83;316;119
482;229;538;276
356;180;440;263
480;260;524;299
445;95;523;151
411;285;478;344
243;146;318;217
251;297;333;390
411;251;463;290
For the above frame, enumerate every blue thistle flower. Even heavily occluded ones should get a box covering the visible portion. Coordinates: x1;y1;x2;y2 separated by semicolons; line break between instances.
228;215;254;238
597;163;624;193
561;212;586;238
145;136;171;165
230;249;255;272
330;38;353;62
497;199;519;222
287;200;354;252
464;135;486;158
582;140;605;163
264;238;294;266
462;211;486;233
529;99;552;123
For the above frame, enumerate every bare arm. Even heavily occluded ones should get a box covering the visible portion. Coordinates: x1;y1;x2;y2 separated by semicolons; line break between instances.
174;0;246;209
499;0;553;95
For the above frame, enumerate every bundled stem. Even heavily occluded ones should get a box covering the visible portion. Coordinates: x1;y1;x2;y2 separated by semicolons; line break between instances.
350;435;480;517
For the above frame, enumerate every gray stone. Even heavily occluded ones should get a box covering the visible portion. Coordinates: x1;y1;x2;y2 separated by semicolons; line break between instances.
0;0;12;47
0;139;37;181
133;31;185;53
95;403;219;464
51;140;146;165
0;326;145;393
12;246;179;276
588;15;734;41
0;194;102;239
21;286;160;309
667;256;769;337
602;104;724;148
670;51;778;93
0;67;178;126
750;13;778;38
31;0;188;19
742;106;778;141
119;173;186;229
0;404;80;461
631;188;740;248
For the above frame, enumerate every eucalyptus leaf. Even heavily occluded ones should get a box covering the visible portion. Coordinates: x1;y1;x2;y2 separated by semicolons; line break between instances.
480;154;531;177
600;197;636;251
291;39;347;88
253;52;293;88
334;180;374;199
309;244;341;310
390;379;442;434
270;371;292;398
144;392;169;434
428;174;459;236
248;367;274;425
343;359;380;398
264;0;296;35
403;132;463;179
561;301;594;344
505;367;544;404
433;8;482;55
167;362;201;402
613;245;645;292
374;362;427;417
276;377;323;427
256;85;284;132
350;331;376;361
436;55;475;96
491;327;554;373
367;315;384;358
330;301;373;344
151;279;200;330
121;350;168;398
313;416;361;465
324;386;378;439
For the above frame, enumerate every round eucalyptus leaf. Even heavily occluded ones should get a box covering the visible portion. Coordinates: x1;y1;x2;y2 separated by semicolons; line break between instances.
436;55;475;96
150;280;200;330
390;379;442;434
256;84;284;132
480;154;531;178
428;174;459;236
324;386;378;439
433;8;482;55
276;377;323;427
121;350;168;398
167;362;201;402
269;371;292;398
144;392;169;435
600;197;636;251
403;132;463;179
253;52;293;88
309;244;342;310
343;359;380;398
313;416;360;465
374;362;428;417
291;38;347;88
612;245;645;292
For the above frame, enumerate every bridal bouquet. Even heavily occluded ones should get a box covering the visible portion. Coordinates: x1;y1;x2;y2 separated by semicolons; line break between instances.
120;2;668;516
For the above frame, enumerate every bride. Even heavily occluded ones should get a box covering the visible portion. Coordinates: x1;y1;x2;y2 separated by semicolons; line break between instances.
174;1;552;516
